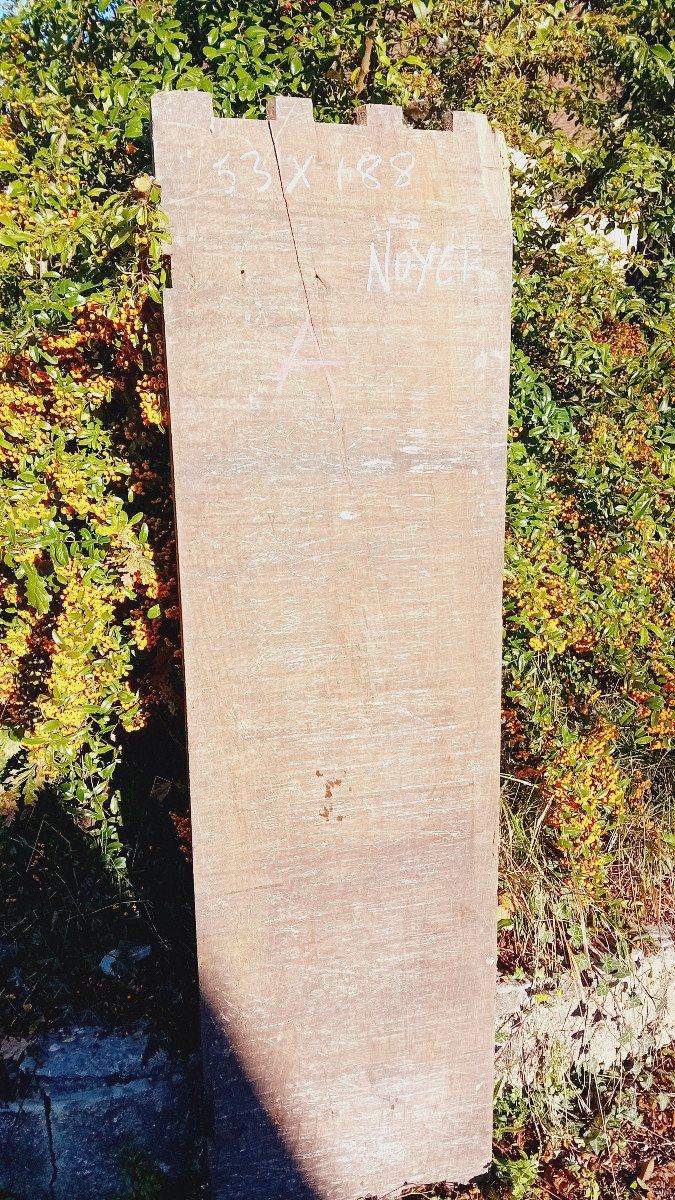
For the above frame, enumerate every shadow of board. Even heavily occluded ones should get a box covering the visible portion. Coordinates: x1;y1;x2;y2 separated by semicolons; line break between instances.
197;1004;486;1200
200;1002;318;1200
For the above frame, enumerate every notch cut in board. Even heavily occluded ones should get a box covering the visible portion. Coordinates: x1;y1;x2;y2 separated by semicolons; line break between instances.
151;90;511;1200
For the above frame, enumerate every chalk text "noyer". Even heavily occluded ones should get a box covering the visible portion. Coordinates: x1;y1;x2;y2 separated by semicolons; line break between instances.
367;230;482;294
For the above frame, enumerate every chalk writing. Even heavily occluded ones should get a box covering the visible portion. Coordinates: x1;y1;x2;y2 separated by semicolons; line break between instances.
240;150;272;193
337;151;416;192
210;150;417;196
390;152;416;189
287;154;315;193
367;229;482;293
277;316;338;393
212;153;236;195
356;152;382;190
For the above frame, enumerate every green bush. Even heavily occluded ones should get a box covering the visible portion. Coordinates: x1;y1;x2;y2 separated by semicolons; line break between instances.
0;0;672;909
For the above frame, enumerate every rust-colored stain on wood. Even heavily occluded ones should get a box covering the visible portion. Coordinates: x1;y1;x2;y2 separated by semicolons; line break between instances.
151;91;511;1200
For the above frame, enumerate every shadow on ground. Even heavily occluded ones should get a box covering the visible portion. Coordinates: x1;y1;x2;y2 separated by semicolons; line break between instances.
0;717;198;1053
0;716;328;1199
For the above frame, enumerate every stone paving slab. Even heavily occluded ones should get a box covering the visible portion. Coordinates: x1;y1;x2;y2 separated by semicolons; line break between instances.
0;1098;54;1199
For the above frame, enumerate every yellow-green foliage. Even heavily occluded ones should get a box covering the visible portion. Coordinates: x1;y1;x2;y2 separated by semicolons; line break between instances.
0;0;672;896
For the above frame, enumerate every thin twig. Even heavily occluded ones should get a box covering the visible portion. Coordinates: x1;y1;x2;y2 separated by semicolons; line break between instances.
354;7;380;98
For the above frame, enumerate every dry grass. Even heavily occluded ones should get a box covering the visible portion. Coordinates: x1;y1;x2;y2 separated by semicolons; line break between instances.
497;758;675;981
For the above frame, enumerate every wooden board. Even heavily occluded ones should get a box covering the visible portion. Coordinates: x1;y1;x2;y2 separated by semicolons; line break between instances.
151;91;511;1200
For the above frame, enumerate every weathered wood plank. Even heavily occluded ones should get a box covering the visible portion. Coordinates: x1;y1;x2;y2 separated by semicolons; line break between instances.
151;90;511;1200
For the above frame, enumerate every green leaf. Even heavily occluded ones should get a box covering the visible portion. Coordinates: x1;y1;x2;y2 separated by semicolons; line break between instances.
124;115;144;138
24;564;52;615
0;728;21;771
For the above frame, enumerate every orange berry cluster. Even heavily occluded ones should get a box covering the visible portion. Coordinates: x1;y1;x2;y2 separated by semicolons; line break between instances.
0;295;182;816
592;318;647;362
543;723;629;892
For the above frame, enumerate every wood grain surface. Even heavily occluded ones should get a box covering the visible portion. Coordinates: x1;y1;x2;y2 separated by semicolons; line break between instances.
151;90;511;1200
